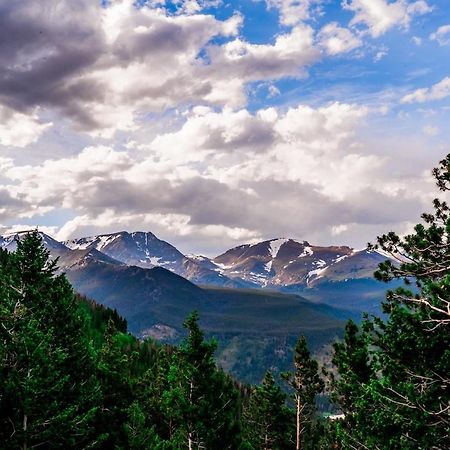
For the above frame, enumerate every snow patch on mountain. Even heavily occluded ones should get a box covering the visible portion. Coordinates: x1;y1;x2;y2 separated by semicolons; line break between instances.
148;256;162;265
186;254;208;261
268;238;288;258
299;246;313;257
214;262;232;270
65;234;120;251
97;234;120;251
333;255;349;264
307;266;328;284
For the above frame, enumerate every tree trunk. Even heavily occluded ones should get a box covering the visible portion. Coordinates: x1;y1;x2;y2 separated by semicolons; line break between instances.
23;413;28;450
296;395;301;450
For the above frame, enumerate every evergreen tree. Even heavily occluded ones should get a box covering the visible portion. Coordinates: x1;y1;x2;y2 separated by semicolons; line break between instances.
161;311;241;449
243;372;293;450
0;232;101;449
96;318;135;448
327;320;375;449
328;154;450;449
282;336;324;450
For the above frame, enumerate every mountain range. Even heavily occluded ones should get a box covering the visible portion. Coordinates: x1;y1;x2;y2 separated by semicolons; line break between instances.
63;231;387;291
0;230;390;382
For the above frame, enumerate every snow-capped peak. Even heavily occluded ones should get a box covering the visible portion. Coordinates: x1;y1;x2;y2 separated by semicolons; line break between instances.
268;238;289;258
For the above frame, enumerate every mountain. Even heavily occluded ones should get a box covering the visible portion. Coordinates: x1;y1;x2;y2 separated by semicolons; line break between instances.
63;233;389;296
64;257;351;382
1;229;389;382
2;230;390;313
210;238;391;313
0;230;68;252
65;231;248;288
212;238;387;288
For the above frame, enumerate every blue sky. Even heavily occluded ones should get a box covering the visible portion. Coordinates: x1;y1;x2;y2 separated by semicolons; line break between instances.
0;0;449;255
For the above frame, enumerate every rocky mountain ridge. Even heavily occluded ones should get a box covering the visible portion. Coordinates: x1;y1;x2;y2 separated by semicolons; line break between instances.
1;231;387;294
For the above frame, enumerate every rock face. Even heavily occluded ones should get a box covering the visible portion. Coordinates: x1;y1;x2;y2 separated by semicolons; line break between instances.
212;238;387;289
65;231;247;288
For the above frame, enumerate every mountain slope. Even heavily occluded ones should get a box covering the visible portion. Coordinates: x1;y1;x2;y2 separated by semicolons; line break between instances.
65;231;248;288
1;230;380;382
64;257;350;382
212;238;388;290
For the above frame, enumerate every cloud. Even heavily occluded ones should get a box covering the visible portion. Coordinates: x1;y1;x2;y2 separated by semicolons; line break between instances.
0;106;52;147
0;0;320;138
342;0;432;37
401;77;450;103
317;22;362;55
0;100;435;253
265;0;315;26
0;224;59;237
430;24;450;46
206;24;320;89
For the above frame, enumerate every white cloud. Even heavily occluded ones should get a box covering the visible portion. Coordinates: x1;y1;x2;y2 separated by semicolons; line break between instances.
342;0;432;37
331;224;350;235
374;47;388;61
430;24;450;46
0;224;59;237
318;22;362;55
265;0;313;26
0;99;439;252
401;77;450;103
208;24;320;84
0;106;52;147
0;0;320;138
268;84;281;97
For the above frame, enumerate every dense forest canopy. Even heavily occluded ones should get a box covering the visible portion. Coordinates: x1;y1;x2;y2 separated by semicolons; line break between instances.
1;154;449;449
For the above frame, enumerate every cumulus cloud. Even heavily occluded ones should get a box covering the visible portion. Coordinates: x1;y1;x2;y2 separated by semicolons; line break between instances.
401;77;450;103
265;0;315;26
0;0;321;138
206;25;319;89
0;106;52;147
343;0;432;37
0;100;435;253
430;24;450;46
317;22;362;55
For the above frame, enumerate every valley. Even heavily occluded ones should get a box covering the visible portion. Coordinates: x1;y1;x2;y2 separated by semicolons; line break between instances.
1;230;387;382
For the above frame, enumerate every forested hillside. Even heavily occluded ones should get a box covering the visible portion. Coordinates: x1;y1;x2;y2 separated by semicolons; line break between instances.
1;154;449;449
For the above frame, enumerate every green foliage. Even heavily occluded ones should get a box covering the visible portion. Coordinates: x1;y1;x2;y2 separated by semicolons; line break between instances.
0;231;101;449
242;372;293;450
327;154;450;449
282;336;324;450
160;311;242;449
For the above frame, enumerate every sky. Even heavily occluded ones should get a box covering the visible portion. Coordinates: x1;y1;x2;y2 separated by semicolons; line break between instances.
0;0;449;256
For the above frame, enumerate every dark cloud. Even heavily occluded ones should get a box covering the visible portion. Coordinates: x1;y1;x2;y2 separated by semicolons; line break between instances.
0;1;105;128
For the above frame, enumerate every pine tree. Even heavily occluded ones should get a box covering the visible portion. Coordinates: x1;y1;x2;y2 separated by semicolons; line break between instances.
0;231;101;449
328;154;450;449
161;311;241;449
282;336;324;450
327;320;375;449
243;372;293;450
96;318;135;448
